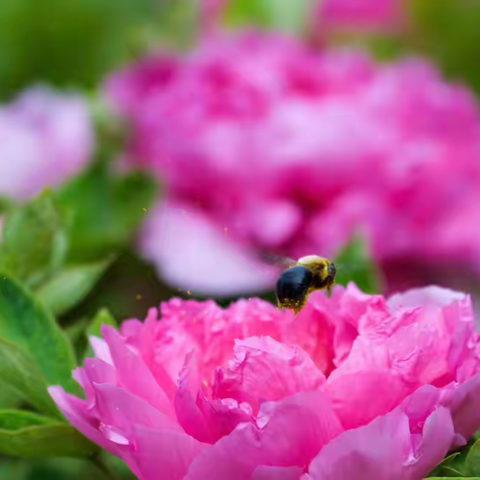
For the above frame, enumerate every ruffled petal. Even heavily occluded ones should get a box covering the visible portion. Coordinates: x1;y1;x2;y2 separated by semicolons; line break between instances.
214;337;326;413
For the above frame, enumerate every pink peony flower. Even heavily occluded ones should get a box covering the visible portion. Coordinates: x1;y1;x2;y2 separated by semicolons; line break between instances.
50;285;480;479
105;31;480;296
0;85;94;200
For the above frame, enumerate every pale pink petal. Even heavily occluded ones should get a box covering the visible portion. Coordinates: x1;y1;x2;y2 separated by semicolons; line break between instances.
0;86;93;200
89;336;113;365
388;286;468;312
139;201;278;295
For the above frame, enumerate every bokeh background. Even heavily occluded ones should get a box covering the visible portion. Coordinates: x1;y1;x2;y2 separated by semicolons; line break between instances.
2;0;480;478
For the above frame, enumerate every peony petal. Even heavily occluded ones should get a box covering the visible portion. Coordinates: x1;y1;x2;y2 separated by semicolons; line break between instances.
48;386;118;455
134;425;208;480
174;354;253;443
186;391;343;479
252;466;303;480
101;325;174;417
307;396;454;480
213;337;325;413
92;383;180;441
326;370;406;429
138;201;278;296
388;286;468;312
405;406;454;476
449;373;480;443
307;408;409;479
84;358;117;385
89;336;113;365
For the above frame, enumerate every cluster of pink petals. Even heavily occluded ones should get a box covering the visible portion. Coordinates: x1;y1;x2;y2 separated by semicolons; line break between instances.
50;284;480;480
105;31;480;295
0;86;94;201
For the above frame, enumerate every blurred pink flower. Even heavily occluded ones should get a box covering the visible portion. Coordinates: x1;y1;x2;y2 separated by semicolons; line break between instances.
0;86;94;200
50;285;480;480
105;31;480;296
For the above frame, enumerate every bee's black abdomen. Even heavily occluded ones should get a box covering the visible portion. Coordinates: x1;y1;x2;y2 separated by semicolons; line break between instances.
275;265;314;307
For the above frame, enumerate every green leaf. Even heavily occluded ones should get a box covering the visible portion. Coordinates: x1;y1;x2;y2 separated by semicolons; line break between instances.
333;234;382;294
0;382;23;409
408;0;480;97
260;0;316;34
223;0;271;28
0;410;99;458
0;409;56;430
466;439;480;477
0;191;67;288
0;459;30;480
36;259;112;316
87;308;117;339
84;308;117;359
222;0;316;33
0;275;79;395
0;337;59;418
0;0;156;99
0;195;14;214
55;163;157;262
428;453;466;477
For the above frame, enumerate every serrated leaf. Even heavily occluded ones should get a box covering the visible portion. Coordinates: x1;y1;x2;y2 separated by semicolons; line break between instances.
0;410;98;458
36;259;112;316
333;234;382;294
0;337;59;418
0;191;67;288
0;275;79;395
55;163;157;262
466;439;480;476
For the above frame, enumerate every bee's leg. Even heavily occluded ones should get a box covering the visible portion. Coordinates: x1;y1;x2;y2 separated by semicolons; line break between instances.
293;298;306;316
326;285;333;298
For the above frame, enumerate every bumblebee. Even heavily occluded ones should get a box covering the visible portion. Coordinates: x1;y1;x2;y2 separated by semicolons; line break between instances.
274;255;336;316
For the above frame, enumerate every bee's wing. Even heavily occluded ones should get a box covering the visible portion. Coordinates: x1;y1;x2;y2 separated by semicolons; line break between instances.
259;252;297;269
